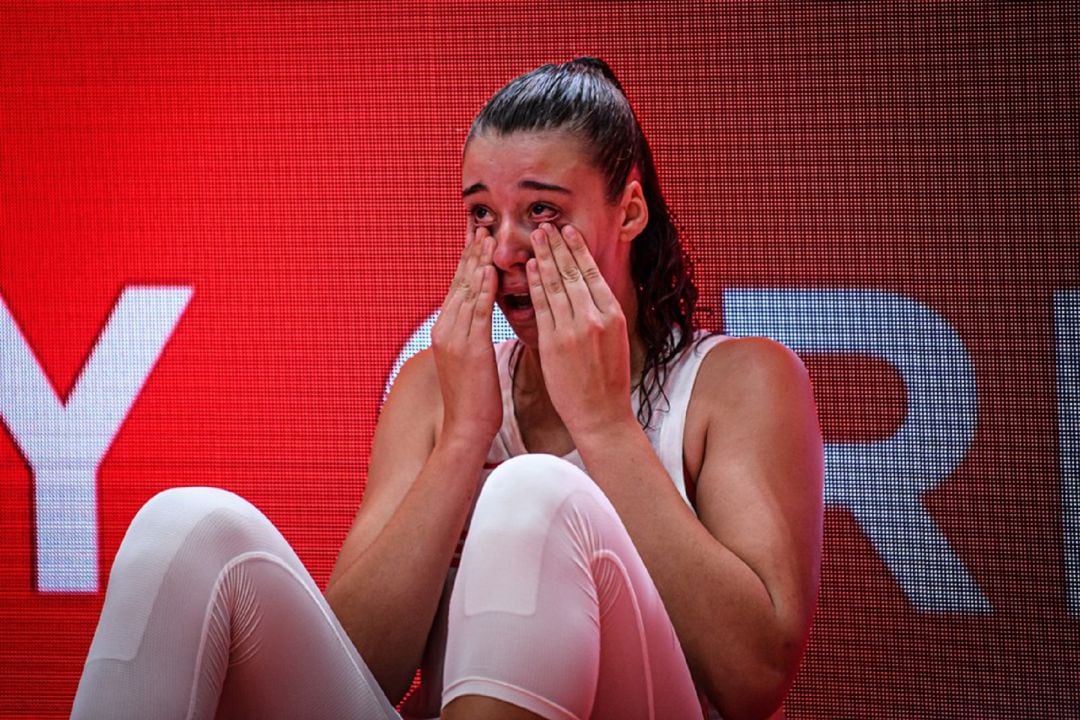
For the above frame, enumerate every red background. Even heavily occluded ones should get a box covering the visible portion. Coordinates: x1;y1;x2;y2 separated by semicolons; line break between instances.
1;2;1077;716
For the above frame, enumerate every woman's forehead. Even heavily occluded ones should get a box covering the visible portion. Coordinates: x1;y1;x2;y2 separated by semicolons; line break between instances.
461;130;598;194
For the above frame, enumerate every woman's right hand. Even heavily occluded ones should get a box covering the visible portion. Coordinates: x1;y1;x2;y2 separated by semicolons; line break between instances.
430;226;502;447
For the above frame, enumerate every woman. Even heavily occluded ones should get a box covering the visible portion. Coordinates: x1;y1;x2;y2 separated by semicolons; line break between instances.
72;58;822;720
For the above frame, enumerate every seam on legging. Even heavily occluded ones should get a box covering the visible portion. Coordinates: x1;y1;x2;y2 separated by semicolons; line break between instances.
591;548;656;720
442;676;580;720
185;550;397;720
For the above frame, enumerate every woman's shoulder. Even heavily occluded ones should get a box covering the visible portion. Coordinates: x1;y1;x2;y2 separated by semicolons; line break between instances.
692;334;810;407
395;346;439;387
686;331;821;506
386;348;443;420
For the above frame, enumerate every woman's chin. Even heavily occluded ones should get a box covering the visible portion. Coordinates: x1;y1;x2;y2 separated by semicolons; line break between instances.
507;322;539;349
499;304;538;347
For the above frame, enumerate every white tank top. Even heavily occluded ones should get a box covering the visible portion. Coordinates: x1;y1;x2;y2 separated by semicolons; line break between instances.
486;330;731;510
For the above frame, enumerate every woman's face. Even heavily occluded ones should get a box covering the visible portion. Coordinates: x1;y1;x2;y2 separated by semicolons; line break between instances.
461;129;635;347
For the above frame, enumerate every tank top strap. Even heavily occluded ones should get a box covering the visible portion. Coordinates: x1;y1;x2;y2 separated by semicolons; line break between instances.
491;339;524;462
650;332;732;512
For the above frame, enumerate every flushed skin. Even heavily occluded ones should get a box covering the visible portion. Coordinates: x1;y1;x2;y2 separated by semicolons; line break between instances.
327;76;823;720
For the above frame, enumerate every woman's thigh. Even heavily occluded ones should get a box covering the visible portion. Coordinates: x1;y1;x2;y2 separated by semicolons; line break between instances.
73;487;399;720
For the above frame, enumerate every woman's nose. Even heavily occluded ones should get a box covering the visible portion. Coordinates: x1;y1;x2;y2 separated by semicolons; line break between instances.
491;222;532;272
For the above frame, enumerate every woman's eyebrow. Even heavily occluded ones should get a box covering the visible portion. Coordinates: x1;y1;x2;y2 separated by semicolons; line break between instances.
462;179;573;198
519;180;571;194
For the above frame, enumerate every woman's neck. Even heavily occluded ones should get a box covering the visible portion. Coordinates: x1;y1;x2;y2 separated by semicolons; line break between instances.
514;329;646;402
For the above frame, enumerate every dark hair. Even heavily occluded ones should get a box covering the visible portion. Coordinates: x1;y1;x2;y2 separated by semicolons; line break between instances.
468;57;699;427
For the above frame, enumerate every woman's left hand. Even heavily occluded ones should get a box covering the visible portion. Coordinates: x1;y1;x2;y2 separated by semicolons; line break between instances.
526;222;636;439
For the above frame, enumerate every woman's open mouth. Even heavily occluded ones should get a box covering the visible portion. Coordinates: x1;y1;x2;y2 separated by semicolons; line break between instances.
502;293;532;311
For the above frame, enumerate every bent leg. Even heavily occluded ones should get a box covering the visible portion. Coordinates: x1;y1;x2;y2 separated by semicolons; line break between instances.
441;454;701;720
71;487;399;720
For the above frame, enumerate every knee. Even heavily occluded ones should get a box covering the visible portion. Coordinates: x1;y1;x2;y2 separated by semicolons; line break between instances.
483;453;593;500
453;455;612;620
471;454;610;539
135;486;263;536
139;486;252;520
139;487;254;515
477;454;591;517
120;486;283;568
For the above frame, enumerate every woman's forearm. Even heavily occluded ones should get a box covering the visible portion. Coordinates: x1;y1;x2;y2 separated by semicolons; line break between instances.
575;420;804;719
324;432;488;703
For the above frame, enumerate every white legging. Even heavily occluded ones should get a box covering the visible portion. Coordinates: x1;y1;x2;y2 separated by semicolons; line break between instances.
71;454;702;719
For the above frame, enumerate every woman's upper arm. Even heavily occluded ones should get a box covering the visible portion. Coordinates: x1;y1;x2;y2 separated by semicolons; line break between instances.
328;348;440;589
694;336;824;651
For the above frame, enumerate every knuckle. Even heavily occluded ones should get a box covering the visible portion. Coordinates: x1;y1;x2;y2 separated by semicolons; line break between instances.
582;266;603;283
560;266;581;283
546;280;564;295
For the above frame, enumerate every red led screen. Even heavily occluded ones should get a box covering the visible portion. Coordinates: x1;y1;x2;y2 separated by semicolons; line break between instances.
1;2;1078;717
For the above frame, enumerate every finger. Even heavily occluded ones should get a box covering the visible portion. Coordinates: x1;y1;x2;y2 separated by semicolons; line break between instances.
469;263;497;341
461;225;486;275
526;257;555;335
442;229;476;311
543;222;593;312
530;225;573;325
477;226;494;269
446;227;486;306
450;231;494;334
562;224;618;313
440;228;487;338
458;262;486;322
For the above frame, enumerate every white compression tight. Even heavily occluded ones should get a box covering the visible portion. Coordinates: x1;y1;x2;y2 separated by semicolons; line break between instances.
71;454;702;720
71;485;400;720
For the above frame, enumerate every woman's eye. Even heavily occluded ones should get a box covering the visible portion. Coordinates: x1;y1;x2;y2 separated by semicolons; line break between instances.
469;206;493;224
529;203;559;221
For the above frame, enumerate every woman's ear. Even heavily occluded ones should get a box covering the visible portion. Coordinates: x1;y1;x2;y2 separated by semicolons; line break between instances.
619;179;649;243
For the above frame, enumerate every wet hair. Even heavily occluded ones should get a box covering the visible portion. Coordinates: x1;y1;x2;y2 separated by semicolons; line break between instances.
468;57;699;428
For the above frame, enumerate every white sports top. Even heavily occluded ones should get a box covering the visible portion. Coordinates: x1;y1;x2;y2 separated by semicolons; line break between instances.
487;330;730;510
400;330;731;720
